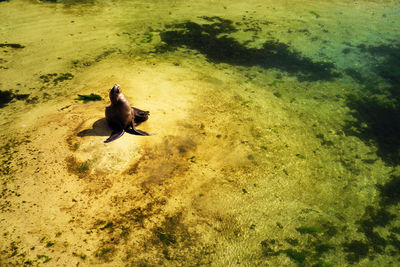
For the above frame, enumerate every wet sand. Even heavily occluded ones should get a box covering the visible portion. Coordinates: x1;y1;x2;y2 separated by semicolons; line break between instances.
1;0;400;266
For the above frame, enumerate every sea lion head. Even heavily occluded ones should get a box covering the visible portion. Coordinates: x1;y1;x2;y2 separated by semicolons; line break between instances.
109;84;122;104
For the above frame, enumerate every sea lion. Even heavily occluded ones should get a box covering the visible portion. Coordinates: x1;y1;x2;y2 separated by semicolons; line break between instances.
105;84;150;143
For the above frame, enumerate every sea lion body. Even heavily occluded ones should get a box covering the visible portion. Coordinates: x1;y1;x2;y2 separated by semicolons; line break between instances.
105;84;149;143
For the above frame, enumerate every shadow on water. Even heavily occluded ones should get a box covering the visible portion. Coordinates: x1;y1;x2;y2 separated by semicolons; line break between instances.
77;118;110;137
158;16;339;81
344;43;400;165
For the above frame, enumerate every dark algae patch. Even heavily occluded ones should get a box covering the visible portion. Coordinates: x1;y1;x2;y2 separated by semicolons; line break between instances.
39;73;58;83
40;72;74;85
76;93;102;103
153;213;186;247
66;156;91;176
0;90;30;108
379;175;400;206
158;16;339;81
343;240;369;264
40;0;95;3
94;247;115;262
345;42;400;165
261;223;336;265
53;73;74;85
72;252;87;260
36;254;52;263
296;226;321;235
99;222;114;231
0;90;13;108
45;241;55;248
282;249;306;263
339;174;400;263
0;43;25;49
309;11;321;18
344;68;366;83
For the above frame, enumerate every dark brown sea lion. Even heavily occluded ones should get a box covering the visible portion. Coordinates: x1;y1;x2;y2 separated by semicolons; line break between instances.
105;84;150;143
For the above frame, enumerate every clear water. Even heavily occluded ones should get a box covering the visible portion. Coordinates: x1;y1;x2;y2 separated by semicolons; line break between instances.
1;0;400;266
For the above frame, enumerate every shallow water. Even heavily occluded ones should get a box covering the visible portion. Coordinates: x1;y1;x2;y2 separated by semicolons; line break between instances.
1;0;400;266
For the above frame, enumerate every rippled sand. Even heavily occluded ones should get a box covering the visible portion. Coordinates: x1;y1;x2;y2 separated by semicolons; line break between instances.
1;0;400;266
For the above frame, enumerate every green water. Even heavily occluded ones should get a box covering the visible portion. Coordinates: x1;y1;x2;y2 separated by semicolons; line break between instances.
1;0;400;266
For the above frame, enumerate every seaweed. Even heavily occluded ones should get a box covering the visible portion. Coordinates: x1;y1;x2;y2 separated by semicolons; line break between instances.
152;212;190;250
95;246;115;261
40;72;74;85
273;91;282;98
389;234;400;250
323;223;338;238
285;238;299;246
26;96;38;104
344;180;400;262
356;207;392;253
0;136;30;181
154;227;176;246
40;0;93;3
40;73;58;83
0;90;13;108
296;226;321;235
343;240;369;263
141;32;153;43
78;160;90;173
344;68;365;83
72;252;87;260
53;73;74;85
309;11;321;18
0;43;25;49
14;93;29;100
296;154;306;159
342;48;351;54
36;254;52;263
0;90;30;108
66;157;91;176
10;241;18;257
378;175;400;206
282;249;306;263
261;223;337;265
314;243;334;256
391;227;400;234
313;259;333;267
315;133;334;147
76;93;102;103
260;239;279;256
158;17;339;81
45;241;55;247
100;222;114;231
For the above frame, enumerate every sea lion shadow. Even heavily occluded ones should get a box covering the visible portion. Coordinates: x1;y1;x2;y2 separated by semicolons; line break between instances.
77;118;110;137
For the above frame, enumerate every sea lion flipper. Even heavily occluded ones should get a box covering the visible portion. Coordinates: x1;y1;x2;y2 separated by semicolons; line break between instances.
132;106;149;124
104;130;125;143
126;122;149;136
126;127;150;136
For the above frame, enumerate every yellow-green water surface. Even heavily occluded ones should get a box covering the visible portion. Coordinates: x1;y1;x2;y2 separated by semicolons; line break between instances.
1;0;400;266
